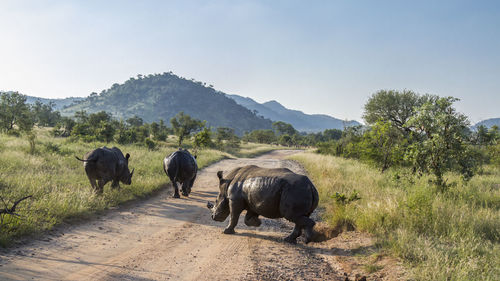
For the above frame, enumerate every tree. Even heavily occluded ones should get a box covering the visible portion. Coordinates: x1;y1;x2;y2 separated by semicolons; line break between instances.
126;115;144;127
243;129;276;144
406;96;476;187
0;92;34;133
32;101;61;127
193;127;213;149
363;90;425;135
170;112;205;146
272;121;297;136
360;121;403;172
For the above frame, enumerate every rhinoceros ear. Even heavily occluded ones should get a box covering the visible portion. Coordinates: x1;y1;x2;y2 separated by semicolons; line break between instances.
217;171;223;180
126;153;130;160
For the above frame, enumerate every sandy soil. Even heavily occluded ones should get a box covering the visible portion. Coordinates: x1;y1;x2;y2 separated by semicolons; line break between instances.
0;150;406;281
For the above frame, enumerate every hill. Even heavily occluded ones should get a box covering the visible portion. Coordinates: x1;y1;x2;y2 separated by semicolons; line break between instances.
474;118;500;129
60;73;272;134
25;96;85;110
227;94;360;132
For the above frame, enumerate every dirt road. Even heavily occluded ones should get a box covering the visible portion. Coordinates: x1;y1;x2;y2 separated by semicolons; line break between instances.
0;150;389;281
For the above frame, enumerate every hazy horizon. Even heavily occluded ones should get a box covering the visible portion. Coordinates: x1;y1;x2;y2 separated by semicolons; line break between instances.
1;0;499;123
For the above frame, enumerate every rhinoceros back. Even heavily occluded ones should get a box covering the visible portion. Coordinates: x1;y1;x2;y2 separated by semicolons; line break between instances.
229;165;318;219
164;149;198;182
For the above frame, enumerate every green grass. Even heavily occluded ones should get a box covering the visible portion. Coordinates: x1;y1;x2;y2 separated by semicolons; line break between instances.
0;129;279;246
290;152;500;281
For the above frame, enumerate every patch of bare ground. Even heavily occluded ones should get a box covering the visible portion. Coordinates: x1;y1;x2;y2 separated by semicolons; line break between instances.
0;150;407;280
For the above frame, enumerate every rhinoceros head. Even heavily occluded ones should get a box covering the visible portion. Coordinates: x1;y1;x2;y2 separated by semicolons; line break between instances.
207;170;230;222
120;153;134;185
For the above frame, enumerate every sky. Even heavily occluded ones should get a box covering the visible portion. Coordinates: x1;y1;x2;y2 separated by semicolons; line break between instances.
1;0;499;123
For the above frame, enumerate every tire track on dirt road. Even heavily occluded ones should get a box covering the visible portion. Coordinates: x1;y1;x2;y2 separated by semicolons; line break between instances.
0;150;343;281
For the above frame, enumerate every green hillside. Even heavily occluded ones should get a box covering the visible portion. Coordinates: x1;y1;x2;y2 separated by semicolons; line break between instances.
61;73;272;134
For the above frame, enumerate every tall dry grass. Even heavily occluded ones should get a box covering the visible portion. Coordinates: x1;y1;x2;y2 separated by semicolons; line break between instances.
290;152;499;281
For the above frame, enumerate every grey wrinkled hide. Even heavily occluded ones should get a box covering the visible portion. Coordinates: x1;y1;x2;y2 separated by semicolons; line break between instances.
163;148;198;198
76;146;134;193
208;165;319;243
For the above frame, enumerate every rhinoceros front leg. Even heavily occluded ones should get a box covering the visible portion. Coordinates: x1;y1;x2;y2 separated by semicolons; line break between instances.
224;200;244;234
244;210;261;227
111;180;120;190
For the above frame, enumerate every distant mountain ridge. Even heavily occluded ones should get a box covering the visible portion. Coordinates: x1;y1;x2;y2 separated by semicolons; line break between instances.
474;118;500;129
58;73;272;135
25;96;85;110
227;94;360;132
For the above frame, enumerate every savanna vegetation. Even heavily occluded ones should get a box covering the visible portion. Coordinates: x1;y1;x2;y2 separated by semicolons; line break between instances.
0;91;281;246
291;90;500;280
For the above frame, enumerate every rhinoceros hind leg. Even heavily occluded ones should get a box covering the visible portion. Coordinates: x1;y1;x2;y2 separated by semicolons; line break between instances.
244;211;261;227
97;179;106;194
286;216;315;244
284;225;302;244
170;177;180;198
181;182;190;197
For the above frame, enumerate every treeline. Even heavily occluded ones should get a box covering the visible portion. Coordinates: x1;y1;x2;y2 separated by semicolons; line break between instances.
1;91;343;152
316;90;500;187
0;92;61;135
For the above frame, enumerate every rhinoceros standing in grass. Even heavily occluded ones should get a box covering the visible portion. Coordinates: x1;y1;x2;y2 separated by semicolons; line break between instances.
163;148;198;198
75;146;134;193
207;165;319;243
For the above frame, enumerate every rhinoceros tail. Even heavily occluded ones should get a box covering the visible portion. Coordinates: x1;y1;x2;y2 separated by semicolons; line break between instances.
309;180;319;215
75;156;95;162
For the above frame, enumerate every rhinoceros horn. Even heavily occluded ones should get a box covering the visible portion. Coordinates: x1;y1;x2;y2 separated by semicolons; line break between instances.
130;168;135;178
207;201;214;209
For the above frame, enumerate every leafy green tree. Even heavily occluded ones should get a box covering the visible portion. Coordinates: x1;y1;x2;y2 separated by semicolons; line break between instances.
52;117;76;137
170;112;205;146
406;96;476;187
279;134;293;147
360;121;403;172
193;127;213;149
272;121;297;136
126;115;144;127
243;129;276;144
0;92;34;133
363;90;425;135
32;101;61;127
74;110;88;124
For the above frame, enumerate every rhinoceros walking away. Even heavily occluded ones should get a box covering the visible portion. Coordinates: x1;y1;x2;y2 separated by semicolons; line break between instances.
75;146;134;193
207;165;319;243
163;148;198;198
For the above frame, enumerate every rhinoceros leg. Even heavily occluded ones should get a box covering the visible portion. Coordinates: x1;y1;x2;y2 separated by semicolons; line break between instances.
97;179;106;194
286;216;315;244
284;225;302;244
111;180;120;190
244;210;261;227
181;181;189;197
224;200;245;234
170;176;180;198
88;177;98;192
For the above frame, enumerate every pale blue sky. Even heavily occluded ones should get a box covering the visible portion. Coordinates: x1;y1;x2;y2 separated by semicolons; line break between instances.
1;0;499;123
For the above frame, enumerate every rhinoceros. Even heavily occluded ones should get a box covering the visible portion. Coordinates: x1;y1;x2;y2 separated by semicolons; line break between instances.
207;165;319;243
75;146;134;193
163;148;198;198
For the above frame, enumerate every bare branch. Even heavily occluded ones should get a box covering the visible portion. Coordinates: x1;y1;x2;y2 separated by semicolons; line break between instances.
0;195;32;216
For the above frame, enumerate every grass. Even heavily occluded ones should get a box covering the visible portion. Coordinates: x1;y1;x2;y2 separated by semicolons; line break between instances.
0;129;279;246
290;152;500;281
